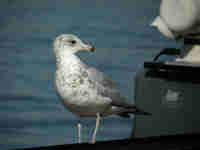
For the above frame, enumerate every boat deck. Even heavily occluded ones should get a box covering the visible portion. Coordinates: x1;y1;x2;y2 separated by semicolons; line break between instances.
13;134;200;150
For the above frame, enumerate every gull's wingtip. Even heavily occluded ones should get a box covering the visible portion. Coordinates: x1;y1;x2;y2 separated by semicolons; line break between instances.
135;110;152;116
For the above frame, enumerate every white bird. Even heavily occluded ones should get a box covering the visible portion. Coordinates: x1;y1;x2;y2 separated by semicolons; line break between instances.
151;0;200;62
53;34;150;144
151;0;200;40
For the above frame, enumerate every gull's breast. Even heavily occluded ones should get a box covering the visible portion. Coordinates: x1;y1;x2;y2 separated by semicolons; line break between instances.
55;68;111;116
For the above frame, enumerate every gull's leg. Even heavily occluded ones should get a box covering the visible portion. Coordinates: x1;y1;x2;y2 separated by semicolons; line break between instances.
77;119;82;144
90;113;101;144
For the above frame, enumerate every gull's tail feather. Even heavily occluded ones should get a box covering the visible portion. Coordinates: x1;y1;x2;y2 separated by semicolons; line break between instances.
125;107;152;116
118;108;152;118
111;100;152;117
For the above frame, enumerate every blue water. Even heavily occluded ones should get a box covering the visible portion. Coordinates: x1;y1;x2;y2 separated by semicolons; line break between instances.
0;0;180;149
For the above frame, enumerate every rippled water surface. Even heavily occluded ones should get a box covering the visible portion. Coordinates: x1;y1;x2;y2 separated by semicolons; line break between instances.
0;0;179;149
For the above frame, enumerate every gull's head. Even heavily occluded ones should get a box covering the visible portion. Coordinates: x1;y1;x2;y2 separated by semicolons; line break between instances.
151;16;181;40
53;34;95;55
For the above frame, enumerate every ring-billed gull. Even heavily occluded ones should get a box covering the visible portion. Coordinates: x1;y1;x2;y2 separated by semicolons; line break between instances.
53;34;150;144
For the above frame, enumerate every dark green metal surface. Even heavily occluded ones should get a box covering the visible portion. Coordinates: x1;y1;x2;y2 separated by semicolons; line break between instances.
133;68;200;137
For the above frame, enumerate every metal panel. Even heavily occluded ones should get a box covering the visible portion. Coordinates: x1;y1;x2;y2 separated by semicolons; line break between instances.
133;69;200;137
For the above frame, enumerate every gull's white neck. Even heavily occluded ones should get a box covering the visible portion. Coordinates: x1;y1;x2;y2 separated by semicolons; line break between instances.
55;49;82;71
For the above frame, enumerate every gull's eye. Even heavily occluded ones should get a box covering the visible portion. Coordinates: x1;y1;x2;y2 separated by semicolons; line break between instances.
69;40;76;45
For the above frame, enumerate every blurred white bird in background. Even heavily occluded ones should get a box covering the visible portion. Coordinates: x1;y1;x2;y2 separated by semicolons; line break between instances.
151;0;200;62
